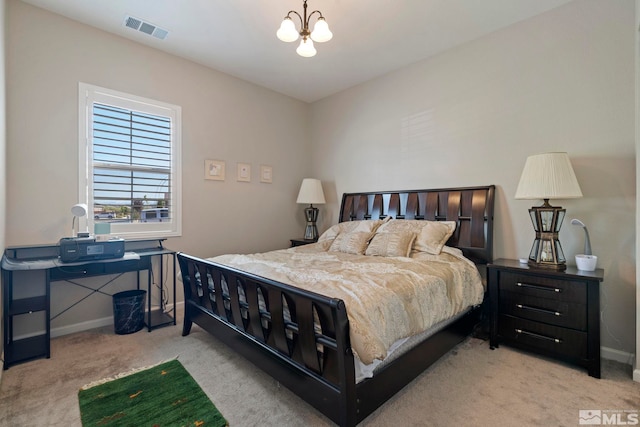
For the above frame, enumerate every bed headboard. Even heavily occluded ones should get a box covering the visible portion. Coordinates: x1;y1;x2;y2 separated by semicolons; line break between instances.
338;185;495;264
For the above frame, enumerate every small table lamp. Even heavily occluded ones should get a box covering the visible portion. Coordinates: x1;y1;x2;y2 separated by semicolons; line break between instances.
296;178;325;240
515;152;582;270
71;203;88;237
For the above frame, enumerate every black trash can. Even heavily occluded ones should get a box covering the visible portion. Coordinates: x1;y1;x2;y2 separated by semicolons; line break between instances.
112;290;146;334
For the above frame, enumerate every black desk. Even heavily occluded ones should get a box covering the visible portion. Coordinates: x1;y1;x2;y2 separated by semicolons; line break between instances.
1;239;176;370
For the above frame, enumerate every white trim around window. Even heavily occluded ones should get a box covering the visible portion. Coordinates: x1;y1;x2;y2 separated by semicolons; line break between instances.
78;83;182;239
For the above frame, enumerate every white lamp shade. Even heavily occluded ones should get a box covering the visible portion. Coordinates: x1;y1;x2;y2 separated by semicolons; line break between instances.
71;203;88;217
297;178;325;204
296;38;317;57
515;152;583;200
277;17;299;42
311;18;332;43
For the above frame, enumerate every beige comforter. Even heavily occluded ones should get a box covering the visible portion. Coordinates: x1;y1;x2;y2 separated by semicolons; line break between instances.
211;244;484;365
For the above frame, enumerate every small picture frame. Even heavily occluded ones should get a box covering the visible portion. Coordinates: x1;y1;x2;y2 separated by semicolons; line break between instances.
205;159;225;181
260;165;273;184
237;163;251;182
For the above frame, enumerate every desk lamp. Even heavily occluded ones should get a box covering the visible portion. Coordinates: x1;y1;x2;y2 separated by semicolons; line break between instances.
515;152;582;270
296;178;325;240
570;218;592;255
71;203;88;237
571;218;598;271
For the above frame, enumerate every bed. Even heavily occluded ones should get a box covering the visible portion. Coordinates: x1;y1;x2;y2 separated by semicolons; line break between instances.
178;185;495;426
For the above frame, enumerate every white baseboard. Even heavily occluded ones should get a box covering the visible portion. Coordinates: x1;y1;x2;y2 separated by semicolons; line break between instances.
601;346;635;365
51;316;113;338
50;301;183;338
634;368;640;383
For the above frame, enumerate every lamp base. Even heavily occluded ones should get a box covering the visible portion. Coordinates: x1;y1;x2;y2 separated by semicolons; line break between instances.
527;259;566;271
526;200;567;271
304;225;319;241
303;205;319;241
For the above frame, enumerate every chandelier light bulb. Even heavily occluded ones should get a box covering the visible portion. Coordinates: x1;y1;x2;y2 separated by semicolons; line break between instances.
277;17;299;42
310;18;332;43
296;38;317;57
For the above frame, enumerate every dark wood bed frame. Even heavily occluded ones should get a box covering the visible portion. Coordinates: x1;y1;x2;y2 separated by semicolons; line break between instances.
178;185;495;426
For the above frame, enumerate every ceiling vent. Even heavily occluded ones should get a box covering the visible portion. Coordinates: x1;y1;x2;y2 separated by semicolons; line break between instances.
123;15;169;40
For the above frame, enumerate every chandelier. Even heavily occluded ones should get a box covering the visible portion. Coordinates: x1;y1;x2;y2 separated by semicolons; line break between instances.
276;0;333;58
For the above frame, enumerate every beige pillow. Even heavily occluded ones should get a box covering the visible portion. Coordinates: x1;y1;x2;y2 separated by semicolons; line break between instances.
365;231;416;257
318;219;387;242
376;219;456;255
328;231;375;255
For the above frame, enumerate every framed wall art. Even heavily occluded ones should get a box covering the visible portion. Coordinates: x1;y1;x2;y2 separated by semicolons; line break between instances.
237;163;251;182
260;165;273;183
205;159;225;181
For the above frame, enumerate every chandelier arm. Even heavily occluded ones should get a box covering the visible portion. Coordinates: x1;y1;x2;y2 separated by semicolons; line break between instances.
307;10;324;22
286;10;304;31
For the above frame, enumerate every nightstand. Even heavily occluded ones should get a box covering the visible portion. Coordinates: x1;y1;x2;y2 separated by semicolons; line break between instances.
290;238;317;247
488;258;603;378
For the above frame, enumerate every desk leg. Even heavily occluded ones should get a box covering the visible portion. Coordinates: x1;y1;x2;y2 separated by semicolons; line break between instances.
45;270;51;359
139;251;176;331
147;259;152;332
159;253;164;319
172;252;176;325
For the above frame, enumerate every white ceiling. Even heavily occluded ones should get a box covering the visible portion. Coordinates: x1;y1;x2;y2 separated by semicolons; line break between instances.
20;0;572;103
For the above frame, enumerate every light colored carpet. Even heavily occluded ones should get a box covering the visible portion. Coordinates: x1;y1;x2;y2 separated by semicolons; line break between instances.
1;307;638;426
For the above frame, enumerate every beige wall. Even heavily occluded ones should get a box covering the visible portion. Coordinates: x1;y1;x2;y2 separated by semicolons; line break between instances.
6;0;310;332
311;0;637;358
635;0;640;383
0;0;6;370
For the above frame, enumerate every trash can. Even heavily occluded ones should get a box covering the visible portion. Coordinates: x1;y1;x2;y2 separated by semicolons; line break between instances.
112;290;146;334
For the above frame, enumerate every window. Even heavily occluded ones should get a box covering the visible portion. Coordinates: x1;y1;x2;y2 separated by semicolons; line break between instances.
78;83;182;239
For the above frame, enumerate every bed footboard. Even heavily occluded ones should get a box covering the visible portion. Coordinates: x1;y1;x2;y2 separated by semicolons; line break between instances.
178;252;357;426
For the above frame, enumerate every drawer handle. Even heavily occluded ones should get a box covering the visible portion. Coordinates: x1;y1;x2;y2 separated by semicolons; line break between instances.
515;304;561;316
516;282;561;293
515;328;562;343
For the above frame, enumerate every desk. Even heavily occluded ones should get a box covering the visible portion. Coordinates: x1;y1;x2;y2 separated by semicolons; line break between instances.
2;239;176;370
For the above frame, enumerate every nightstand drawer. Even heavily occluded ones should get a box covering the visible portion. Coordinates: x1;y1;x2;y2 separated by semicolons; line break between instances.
499;290;586;330
498;314;587;360
500;272;586;304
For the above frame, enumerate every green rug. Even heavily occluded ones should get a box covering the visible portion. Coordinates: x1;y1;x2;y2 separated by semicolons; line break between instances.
78;359;228;426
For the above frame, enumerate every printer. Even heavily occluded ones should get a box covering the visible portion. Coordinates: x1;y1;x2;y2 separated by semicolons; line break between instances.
59;237;125;263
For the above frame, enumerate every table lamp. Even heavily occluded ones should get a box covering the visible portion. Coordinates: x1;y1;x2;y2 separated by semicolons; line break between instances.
515;152;582;270
296;178;325;240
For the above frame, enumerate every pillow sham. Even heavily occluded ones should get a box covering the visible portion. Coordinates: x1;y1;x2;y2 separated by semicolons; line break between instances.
328;231;375;255
365;230;416;258
318;218;388;243
376;219;456;255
